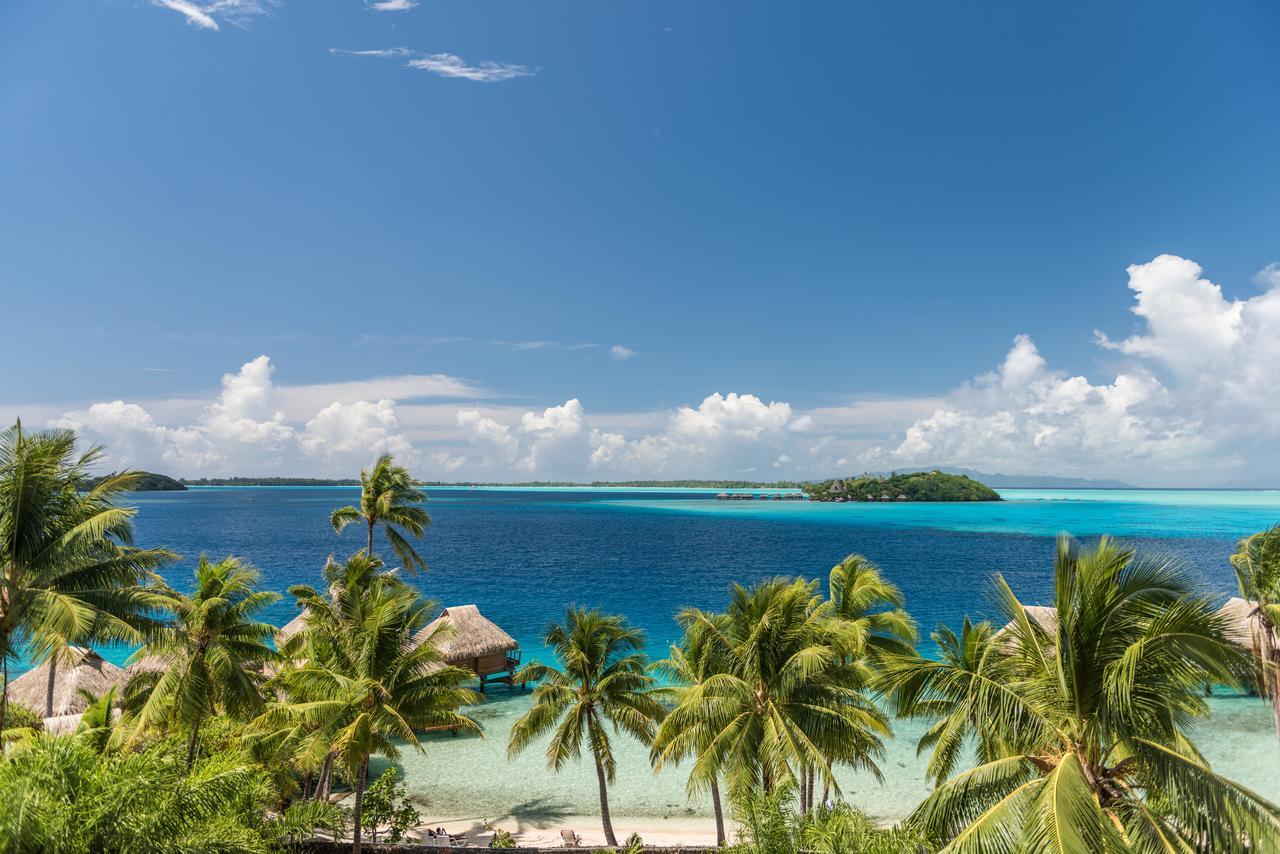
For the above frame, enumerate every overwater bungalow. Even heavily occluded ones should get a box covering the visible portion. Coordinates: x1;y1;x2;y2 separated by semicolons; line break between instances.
4;647;126;718
413;604;522;692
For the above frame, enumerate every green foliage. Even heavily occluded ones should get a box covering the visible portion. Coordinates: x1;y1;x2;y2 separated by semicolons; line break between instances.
509;608;665;847
260;551;479;852
329;453;431;572
126;555;280;766
359;768;420;844
79;471;186;491
882;535;1280;851
0;734;275;853
804;470;1000;502
0;421;173;731
655;577;892;801
489;827;517;848
1;702;42;737
730;785;931;854
264;799;347;852
620;831;644;854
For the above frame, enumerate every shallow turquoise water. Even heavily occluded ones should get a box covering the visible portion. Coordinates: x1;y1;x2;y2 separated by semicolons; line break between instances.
30;486;1280;821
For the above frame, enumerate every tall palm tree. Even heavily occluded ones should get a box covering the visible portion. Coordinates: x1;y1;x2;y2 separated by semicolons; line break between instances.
1230;524;1280;745
883;535;1280;852
663;577;891;804
652;632;730;846
329;454;430;572
509;608;665;847
127;555;281;767
825;554;917;662
0;421;171;733
264;556;479;854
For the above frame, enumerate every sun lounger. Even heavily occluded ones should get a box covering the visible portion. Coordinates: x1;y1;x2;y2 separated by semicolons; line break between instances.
560;828;584;847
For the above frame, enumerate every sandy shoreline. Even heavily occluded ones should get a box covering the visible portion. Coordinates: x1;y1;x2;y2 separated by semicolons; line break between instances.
407;811;725;848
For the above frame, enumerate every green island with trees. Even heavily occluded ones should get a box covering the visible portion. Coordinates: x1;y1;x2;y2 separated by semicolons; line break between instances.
81;470;187;491
4;419;1280;853
804;470;1002;502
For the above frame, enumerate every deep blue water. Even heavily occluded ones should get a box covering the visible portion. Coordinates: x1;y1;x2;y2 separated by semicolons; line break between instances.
116;486;1280;665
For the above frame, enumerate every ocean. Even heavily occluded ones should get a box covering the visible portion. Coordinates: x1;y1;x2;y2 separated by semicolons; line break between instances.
93;487;1280;821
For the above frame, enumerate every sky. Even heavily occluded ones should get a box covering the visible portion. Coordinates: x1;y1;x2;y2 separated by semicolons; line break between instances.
2;1;1279;485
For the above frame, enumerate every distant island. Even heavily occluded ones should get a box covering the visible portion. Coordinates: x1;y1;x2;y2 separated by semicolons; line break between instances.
804;470;1001;502
82;471;187;491
903;466;1134;489
182;477;806;489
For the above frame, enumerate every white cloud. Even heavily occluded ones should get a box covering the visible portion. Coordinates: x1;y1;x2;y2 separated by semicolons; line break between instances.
367;0;416;10
610;345;638;361
152;0;271;31
332;47;535;83
864;254;1280;484
20;255;1280;485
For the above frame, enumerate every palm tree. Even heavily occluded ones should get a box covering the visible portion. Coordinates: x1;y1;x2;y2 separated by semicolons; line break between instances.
329;454;430;572
128;555;280;767
652;632;730;846
825;554;917;662
1230;524;1280;745
265;556;479;854
508;608;665;847
0;421;171;733
663;578;891;805
883;535;1280;852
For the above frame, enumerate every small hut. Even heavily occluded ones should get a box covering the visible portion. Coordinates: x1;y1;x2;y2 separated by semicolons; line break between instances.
414;605;521;692
4;647;127;717
1217;597;1277;652
995;605;1059;644
277;610;310;647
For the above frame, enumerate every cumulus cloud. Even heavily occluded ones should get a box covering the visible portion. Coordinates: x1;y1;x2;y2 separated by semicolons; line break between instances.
863;255;1280;483
367;0;416;10
24;255;1280;485
331;47;535;82
610;345;638;361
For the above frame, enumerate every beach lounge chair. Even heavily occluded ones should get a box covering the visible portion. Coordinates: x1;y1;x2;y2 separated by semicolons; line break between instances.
560;828;584;847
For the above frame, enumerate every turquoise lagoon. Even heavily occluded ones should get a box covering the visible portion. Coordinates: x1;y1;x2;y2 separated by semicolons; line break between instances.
104;487;1280;820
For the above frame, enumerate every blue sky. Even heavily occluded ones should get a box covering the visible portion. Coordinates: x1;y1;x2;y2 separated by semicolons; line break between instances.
2;1;1279;485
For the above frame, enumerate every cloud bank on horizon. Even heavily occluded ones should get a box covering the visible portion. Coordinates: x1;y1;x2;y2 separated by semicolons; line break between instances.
40;255;1280;486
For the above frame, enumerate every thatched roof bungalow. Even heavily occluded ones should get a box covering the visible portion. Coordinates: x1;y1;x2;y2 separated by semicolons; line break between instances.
4;647;127;717
1218;597;1278;651
998;601;1272;654
413;604;521;690
277;610;310;646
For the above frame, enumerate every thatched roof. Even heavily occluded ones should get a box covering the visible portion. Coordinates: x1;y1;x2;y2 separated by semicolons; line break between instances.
1217;597;1277;650
997;605;1058;637
4;647;127;717
413;605;518;663
125;653;175;678
42;707;121;736
277;610;310;645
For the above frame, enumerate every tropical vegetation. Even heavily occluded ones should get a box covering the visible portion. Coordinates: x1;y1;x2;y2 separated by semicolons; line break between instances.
1230;523;1280;745
509;607;665;847
329;453;432;572
0;422;171;732
882;535;1280;852
805;470;1001;502
4;421;1280;852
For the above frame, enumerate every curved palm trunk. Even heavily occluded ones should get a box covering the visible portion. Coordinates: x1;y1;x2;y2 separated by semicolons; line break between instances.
317;752;335;801
1264;629;1280;747
186;713;203;769
1;655;8;735
710;777;726;847
352;757;369;854
593;750;618;847
45;655;57;718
